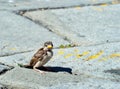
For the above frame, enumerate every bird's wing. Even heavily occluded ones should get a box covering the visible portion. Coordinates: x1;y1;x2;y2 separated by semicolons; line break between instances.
34;48;47;60
30;48;47;66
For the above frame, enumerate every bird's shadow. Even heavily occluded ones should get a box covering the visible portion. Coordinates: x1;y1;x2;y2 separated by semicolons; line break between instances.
37;66;72;74
104;69;120;76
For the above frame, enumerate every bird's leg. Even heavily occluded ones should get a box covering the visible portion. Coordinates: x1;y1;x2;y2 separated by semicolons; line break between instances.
33;66;45;74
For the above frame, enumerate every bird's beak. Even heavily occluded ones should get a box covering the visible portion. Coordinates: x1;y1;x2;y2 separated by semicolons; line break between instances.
47;45;53;49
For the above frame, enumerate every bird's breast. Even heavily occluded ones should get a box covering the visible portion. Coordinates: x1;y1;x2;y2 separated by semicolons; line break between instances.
46;51;53;58
43;51;53;62
38;51;53;66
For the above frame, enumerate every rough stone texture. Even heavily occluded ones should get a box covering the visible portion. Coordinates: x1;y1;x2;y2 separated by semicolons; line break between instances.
0;0;120;89
48;42;120;80
0;11;68;57
0;67;86;89
0;84;7;89
48;80;120;89
0;0;118;11
0;63;13;74
1;43;120;88
0;51;33;66
0;67;119;89
0;63;12;89
24;4;120;45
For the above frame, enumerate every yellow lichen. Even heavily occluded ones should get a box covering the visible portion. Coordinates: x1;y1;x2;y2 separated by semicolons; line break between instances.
82;51;90;56
74;51;90;59
10;48;16;51
75;6;81;9
64;53;73;59
74;49;79;53
85;50;104;61
58;49;64;55
99;53;120;61
109;53;120;58
92;7;103;12
112;1;118;4
101;3;108;6
75;54;82;59
99;57;108;61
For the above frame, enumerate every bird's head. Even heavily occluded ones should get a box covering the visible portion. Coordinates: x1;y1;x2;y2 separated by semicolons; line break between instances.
44;41;53;50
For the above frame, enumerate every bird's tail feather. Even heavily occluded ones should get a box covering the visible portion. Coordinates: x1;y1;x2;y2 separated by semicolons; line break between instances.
18;63;33;69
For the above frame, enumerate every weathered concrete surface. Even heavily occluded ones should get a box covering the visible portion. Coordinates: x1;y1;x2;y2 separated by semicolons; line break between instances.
0;67;85;89
0;51;33;66
48;79;120;89
0;63;13;89
0;11;68;57
1;42;120;88
0;63;13;74
0;67;120;89
0;0;120;89
0;0;119;11
24;4;120;45
0;84;7;89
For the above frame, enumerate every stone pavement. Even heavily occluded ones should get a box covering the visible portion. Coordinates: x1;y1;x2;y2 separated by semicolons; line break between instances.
0;0;120;89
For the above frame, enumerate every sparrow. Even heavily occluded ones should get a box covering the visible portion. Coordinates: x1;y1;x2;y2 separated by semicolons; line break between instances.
23;41;53;74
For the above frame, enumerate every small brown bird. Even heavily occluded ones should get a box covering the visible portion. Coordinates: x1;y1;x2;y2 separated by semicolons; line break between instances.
23;41;53;74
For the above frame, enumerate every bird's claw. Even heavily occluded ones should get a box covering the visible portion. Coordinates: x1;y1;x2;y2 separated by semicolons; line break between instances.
39;71;46;74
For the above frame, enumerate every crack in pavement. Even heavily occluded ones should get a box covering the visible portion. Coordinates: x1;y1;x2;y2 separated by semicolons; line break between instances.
54;40;120;48
74;72;120;83
0;63;14;75
84;40;120;47
15;13;120;47
0;50;34;57
0;68;12;75
14;12;75;44
14;1;120;46
0;45;8;51
10;1;120;48
15;11;86;45
28;19;74;43
13;1;119;13
0;83;8;89
25;17;73;43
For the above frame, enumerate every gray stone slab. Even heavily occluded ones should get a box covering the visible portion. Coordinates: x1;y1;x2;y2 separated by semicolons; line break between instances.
0;63;12;75
0;41;120;78
0;11;68;56
0;51;33;66
0;84;7;89
0;63;12;89
46;42;120;80
24;4;120;46
48;80;120;89
0;0;118;11
0;41;120;88
0;67;120;89
0;67;86;89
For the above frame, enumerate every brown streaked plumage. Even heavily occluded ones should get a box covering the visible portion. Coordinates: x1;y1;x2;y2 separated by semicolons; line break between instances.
23;41;53;74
